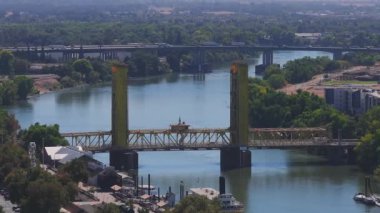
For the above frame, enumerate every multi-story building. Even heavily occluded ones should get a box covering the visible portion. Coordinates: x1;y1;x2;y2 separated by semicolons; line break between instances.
325;87;380;115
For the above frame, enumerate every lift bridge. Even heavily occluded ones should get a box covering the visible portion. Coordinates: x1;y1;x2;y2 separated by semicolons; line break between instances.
61;127;358;152
73;62;359;171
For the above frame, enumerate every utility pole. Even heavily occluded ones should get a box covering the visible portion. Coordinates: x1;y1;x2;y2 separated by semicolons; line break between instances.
42;137;45;166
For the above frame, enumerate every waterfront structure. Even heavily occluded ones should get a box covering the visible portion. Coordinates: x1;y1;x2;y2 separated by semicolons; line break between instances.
325;87;380;115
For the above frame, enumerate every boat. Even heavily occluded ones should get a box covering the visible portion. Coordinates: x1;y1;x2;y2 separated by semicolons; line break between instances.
353;177;379;207
219;193;244;212
353;193;366;202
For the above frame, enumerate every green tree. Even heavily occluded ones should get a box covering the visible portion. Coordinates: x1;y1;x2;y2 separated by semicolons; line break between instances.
0;50;15;76
374;166;380;182
127;52;161;77
0;206;4;213
72;59;94;81
87;71;100;84
0;143;29;183
4;168;28;203
356;106;380;137
21;123;68;157
59;158;88;183
14;76;34;100
0;108;20;143
21;178;68;213
0;81;17;105
355;130;380;172
263;64;282;80
173;195;220;213
267;74;286;89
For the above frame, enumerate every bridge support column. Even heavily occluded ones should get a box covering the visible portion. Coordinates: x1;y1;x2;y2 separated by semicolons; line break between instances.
109;62;138;170
194;50;208;73
79;45;84;59
221;62;251;171
263;50;273;66
255;50;273;74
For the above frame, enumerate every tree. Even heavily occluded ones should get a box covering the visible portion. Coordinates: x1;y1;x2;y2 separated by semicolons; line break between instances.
0;50;15;76
263;64;282;80
0;206;4;213
4;168;28;203
127;51;161;77
374;166;380;182
355;130;380;172
0;143;29;183
21;123;68;157
72;59;93;81
0;81;17;105
356;106;380;137
21;178;68;213
0;108;20;143
87;71;100;84
14;76;34;100
173;195;220;213
267;74;286;89
59;158;88;183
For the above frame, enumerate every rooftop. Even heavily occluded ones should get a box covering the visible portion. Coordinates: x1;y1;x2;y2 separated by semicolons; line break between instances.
45;146;92;164
190;188;220;200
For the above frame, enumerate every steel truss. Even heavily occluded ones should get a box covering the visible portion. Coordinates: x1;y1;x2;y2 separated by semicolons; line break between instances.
61;127;357;151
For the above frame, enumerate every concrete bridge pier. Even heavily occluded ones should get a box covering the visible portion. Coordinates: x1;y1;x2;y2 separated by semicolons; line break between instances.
79;45;84;59
110;149;139;170
221;62;251;171
194;49;207;73
255;50;273;74
221;147;251;171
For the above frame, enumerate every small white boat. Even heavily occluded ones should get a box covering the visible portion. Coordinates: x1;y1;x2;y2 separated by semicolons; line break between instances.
354;177;379;207
353;193;376;205
353;193;366;202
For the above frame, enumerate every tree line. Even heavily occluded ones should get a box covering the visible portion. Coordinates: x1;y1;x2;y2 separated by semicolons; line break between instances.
249;72;380;177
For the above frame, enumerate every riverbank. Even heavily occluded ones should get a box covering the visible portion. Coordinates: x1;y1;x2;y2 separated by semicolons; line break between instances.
279;63;380;97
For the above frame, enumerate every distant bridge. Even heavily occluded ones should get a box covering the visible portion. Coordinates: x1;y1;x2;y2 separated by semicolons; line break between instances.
5;44;380;54
61;127;359;152
7;44;379;71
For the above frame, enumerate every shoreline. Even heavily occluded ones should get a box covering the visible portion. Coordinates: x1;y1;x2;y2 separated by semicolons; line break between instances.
279;63;380;97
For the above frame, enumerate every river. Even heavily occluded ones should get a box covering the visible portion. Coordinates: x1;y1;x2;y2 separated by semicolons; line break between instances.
6;51;379;213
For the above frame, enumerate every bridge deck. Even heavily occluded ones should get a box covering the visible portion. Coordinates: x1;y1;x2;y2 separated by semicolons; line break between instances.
61;128;359;152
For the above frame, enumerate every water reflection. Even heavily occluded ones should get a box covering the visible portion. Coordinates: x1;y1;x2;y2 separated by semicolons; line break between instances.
193;73;206;82
55;86;92;105
223;167;252;206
